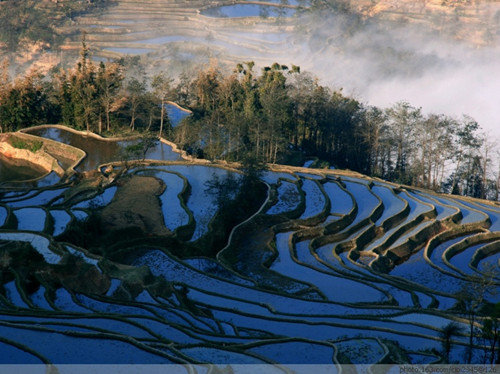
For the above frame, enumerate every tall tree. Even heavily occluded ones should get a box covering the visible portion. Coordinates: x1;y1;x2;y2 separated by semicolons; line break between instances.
439;322;464;363
217;72;244;160
152;71;173;139
125;77;146;131
287;69;315;149
449;115;482;195
385;102;422;184
414;114;455;189
257;63;291;163
193;64;222;160
360;106;387;177
96;61;123;133
478;133;498;200
239;61;261;159
72;37;97;132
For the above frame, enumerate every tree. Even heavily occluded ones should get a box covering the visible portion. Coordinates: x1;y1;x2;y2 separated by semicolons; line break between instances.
457;271;498;364
481;303;500;364
240;153;267;194
125;77;147;131
385;101;422;184
413;114;455;190
174;70;195;107
478;133;498;200
152;72;173;139
287;69;314;149
439;322;464;363
257;63;291;163
217;72;245;161
331;92;366;171
120;132;159;168
239;61;261;160
360;106;387;177
73;37;98;132
193;64;223;160
449;115;482;196
96;61;123;133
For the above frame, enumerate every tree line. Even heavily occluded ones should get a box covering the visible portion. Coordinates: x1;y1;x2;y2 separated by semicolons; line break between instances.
0;42;499;201
178;61;499;201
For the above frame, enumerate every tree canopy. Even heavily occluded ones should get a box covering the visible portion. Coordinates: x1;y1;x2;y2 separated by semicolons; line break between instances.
0;45;498;201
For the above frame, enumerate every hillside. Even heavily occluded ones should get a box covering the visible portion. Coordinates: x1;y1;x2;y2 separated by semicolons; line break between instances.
3;0;500;75
1;0;499;367
0;130;499;365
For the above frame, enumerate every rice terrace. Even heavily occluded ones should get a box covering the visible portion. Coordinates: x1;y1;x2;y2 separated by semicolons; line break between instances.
0;0;500;372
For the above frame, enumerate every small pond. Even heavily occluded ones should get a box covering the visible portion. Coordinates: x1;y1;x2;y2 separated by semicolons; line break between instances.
165;103;191;127
201;4;296;18
103;47;153;55
26;127;181;171
253;0;308;5
0;154;47;183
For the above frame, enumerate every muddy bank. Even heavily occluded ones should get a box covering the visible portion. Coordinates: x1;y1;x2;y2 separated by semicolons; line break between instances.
0;153;47;182
101;175;171;236
0;131;85;179
0;133;64;176
25;125;185;171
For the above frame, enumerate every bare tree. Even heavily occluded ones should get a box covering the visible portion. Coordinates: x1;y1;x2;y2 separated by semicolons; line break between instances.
440;321;465;363
457;269;499;364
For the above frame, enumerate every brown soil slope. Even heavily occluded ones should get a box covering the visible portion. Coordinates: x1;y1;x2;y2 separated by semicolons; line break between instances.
101;175;170;236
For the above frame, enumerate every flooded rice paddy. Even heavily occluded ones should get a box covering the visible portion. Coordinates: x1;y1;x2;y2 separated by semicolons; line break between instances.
0;125;499;367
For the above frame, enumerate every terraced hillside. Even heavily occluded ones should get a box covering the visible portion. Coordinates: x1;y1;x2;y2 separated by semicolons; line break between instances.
58;0;302;71
49;0;500;73
0;126;499;367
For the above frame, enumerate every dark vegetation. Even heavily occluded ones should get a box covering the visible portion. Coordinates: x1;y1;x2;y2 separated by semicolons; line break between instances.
201;157;268;257
0;40;498;201
0;241;45;295
57;160;268;261
0;240;109;300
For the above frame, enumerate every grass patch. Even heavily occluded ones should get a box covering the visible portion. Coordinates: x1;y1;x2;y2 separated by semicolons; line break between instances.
10;138;43;153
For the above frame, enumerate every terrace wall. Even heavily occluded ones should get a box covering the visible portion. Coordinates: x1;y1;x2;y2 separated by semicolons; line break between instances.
0;133;64;175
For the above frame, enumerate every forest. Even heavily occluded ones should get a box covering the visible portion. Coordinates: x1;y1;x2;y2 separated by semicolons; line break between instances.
0;41;498;201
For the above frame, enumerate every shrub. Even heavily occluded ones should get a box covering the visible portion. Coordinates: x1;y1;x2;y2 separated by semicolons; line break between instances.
11;138;43;153
30;140;43;152
11;138;29;150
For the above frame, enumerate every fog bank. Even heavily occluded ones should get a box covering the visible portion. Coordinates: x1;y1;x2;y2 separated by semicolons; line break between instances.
288;10;500;136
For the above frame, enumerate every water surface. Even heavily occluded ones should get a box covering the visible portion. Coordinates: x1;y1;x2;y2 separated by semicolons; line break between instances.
0;154;47;183
201;4;296;18
26;127;181;171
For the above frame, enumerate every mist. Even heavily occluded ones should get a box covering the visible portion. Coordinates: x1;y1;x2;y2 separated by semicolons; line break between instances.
364;54;500;137
11;0;498;136
282;9;500;137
